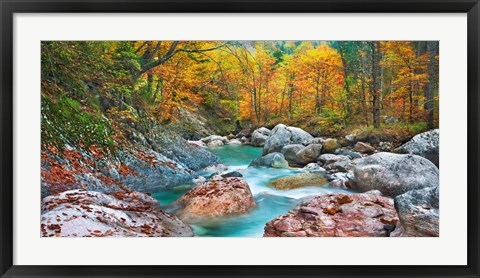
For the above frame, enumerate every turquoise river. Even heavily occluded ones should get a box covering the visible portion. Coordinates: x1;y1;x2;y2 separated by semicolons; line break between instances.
152;144;354;237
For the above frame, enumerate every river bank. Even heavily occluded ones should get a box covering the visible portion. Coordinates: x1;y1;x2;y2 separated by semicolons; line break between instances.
41;124;439;238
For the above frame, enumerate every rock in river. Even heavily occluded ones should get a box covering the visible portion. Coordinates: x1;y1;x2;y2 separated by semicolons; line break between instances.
207;140;224;147
41;189;193;237
296;144;323;165
353;152;439;197
302;163;326;173
249;152;289;168
175;177;256;222
318;154;352;173
201;135;229;145
264;193;398;237
391;186;439;237
269;172;328;190
263;124;313;155
281;144;306;165
203;163;228;173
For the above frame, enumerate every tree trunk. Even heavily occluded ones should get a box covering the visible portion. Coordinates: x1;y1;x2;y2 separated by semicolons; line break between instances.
409;67;414;123
339;45;352;116
153;76;162;102
315;78;320;114
426;41;437;129
360;52;369;126
147;72;153;97
370;42;382;128
279;76;287;115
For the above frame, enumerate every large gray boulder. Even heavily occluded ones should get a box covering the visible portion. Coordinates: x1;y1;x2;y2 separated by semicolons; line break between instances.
121;149;196;192
353;152;439;197
391;186;439;237
263;124;313;155
251;127;272;147
144;126;221;171
281;143;323;166
281;144;306;165
297;144;323;164
249;152;289;168
396;129;439;167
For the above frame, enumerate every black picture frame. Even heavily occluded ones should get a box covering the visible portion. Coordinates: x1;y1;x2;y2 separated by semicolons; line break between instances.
1;0;479;277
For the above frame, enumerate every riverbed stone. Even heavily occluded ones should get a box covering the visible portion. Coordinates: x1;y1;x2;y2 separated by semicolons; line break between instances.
281;144;306;165
322;138;341;153
296;144;323;164
318;154;350;165
192;176;207;184
201;135;228;144
379;141;393;152
175;177;256;222
251;127;272;147
207;140;224;147
396;129;439;167
324;159;354;173
203;163;228;173
334;148;362;159
120;149;196;193
268;172;328;190
304;138;326;146
345;134;356;142
41;189;193;237
391;186;439;237
353;152;439;197
188;140;206;147
220;171;244;178
354;142;376;154
264;193;398;237
263;124;313;155
327;172;355;189
228;138;242;145
249;152;289;168
235;127;253;139
303;163;327;173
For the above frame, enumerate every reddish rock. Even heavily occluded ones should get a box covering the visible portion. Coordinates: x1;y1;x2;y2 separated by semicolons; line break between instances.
41;189;193;237
175;177;256;222
264;193;398;237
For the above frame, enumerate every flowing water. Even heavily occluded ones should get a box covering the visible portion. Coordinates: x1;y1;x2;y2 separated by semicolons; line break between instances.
152;144;355;237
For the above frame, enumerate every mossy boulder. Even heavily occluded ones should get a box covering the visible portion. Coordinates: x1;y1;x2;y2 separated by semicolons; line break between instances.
268;172;328;190
322;139;341;154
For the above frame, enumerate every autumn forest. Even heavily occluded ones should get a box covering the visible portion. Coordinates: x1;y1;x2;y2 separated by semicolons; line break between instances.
41;41;440;238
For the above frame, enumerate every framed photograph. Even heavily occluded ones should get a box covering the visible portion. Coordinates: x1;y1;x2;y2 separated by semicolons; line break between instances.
1;0;479;277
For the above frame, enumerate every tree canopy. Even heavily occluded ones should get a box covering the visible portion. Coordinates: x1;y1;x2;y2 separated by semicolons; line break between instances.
41;40;439;150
